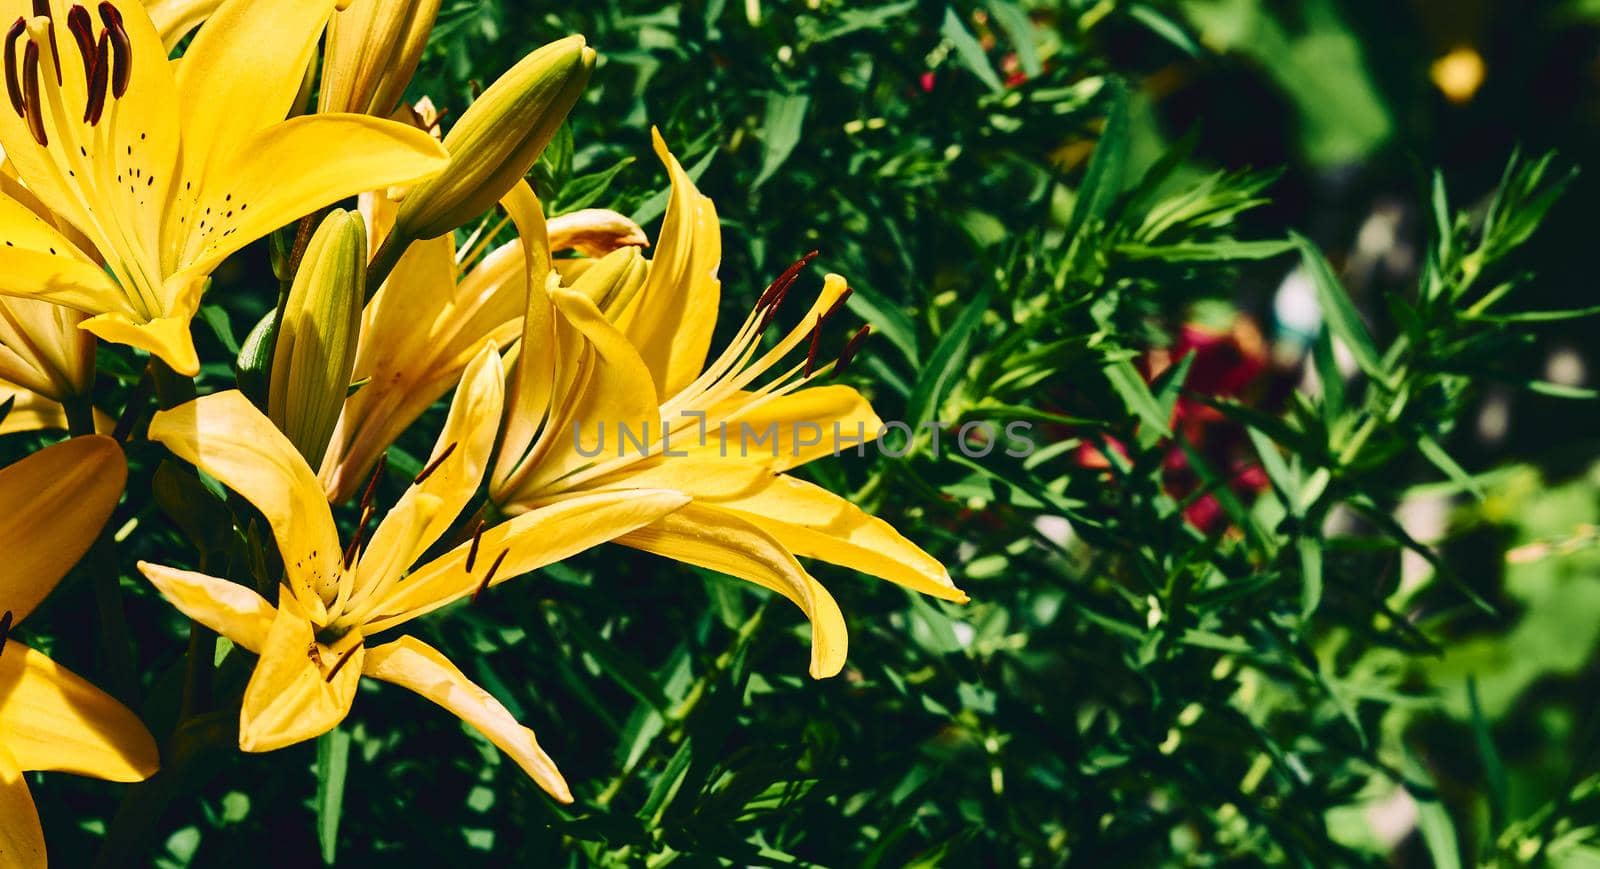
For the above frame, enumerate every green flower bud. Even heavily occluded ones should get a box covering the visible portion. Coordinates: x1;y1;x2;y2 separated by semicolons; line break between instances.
571;246;650;318
269;210;367;467
393;35;596;241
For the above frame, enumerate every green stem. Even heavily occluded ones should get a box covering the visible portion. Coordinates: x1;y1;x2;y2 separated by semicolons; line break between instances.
94;708;237;868
63;391;96;435
364;230;409;301
149;359;196;410
65;392;139;704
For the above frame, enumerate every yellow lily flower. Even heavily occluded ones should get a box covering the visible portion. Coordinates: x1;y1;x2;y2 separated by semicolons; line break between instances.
489;132;965;680
0;434;158;866
0;0;449;375
319;189;647;503
138;345;688;801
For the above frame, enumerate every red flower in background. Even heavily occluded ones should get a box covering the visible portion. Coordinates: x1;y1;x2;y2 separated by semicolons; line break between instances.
1079;313;1273;533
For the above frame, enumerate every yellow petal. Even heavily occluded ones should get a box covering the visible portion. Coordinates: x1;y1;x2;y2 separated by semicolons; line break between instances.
721;475;965;602
615;130;722;398
0;0;180;275
0;386;69;434
499;286;658;500
80;310;200;376
324;235;523;502
0;186;129;315
692;385;883;473
588;456;774;501
547;208;648;258
616;504;848;679
136;562;275;653
366;489;691;632
0;642;158;781
363;635;571;802
0;296;96;400
239;596;362;753
348;345;503;610
0;435;125;624
148;392;341;612
171;114;450;280
0;745;43;869
172;0;337;189
143;0;225;48
490;181;555;495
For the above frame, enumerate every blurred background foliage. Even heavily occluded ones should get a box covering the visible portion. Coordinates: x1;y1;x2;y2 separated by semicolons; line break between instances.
22;0;1600;864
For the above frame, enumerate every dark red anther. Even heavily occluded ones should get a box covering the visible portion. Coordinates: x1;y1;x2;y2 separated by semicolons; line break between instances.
65;6;92;79
0;609;12;657
833;324;872;378
97;2;125;98
82;29;107;124
755;250;819;312
820;286;854;323
32;0;59;85
4;19;25;119
804;318;823;378
464;519;485;573
323;643;359;682
412;441;457;484
803;287;855;378
22;40;45;146
472;549;508;604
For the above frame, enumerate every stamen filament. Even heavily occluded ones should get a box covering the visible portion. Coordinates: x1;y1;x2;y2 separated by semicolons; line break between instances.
412;441;457;484
471;549;508;603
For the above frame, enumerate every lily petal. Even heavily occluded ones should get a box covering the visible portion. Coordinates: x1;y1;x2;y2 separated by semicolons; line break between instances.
172;114;449;280
694;385;882;472
0;386;69;434
80;310;201;376
0;745;43;869
0;296;96;400
0;435;125;624
172;0;337;189
352;345;503;605
239;596;362;753
149;391;341;612
615;130;721;397
363;635;572;802
366;489;691;632
720;475;966;602
0;642;158;781
0;188;128;314
589;456;775;501
616;504;848;679
137;562;276;653
491;180;555;494
143;0;225;48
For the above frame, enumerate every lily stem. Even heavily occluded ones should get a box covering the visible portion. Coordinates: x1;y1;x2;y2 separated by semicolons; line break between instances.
149;358;196;410
65;391;139;705
94;707;238;868
364;230;409;300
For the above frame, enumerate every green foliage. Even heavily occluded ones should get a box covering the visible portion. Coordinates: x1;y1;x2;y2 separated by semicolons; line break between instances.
17;1;1600;866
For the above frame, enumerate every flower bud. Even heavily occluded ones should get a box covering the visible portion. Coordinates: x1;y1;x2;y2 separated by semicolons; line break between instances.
319;0;442;118
269;210;367;467
393;35;595;241
570;246;649;317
